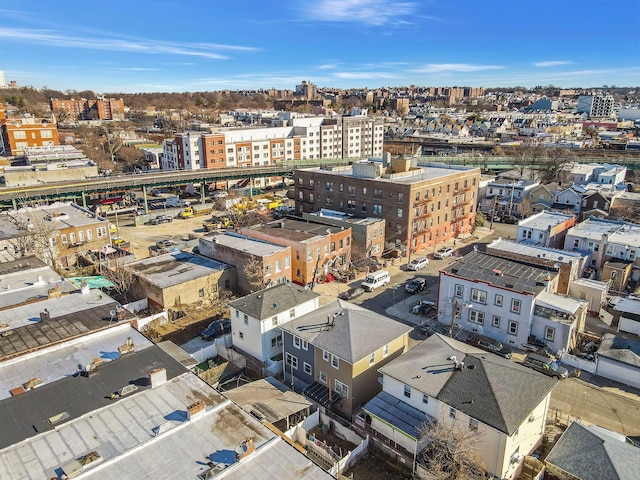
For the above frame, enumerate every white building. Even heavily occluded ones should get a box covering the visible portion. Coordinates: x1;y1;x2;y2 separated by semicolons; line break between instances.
227;283;320;368
577;93;617;118
516;211;576;248
357;334;558;479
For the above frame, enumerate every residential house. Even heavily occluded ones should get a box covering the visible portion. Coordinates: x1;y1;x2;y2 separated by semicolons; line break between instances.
610;191;640;223
545;421;640;480
551;185;582;213
280;300;412;418
594;332;640;390
612;298;640;336
241;218;351;288
0;202;110;269
227;283;320;369
127;251;235;310
579;189;613;220
438;250;586;353
526;183;558;214
199;232;292;296
566;163;601;184
481;178;539;218
516;211;576;249
594;163;627;186
357;334;557;479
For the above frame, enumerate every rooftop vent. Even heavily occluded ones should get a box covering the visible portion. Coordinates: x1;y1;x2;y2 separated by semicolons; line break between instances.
39;309;50;322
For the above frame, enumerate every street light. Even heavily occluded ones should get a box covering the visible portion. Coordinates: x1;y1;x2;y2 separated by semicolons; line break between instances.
449;299;473;337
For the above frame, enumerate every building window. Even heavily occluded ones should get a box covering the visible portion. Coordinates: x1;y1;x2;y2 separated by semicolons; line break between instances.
373;204;382;214
511;299;521;314
449;407;456;419
422;394;429;404
494;294;503;307
573;239;579;249
285;353;298;370
244;313;249;323
397;208;403;218
323;350;329;361
545;327;555;341
61;234;67;245
492;316;500;328
331;354;339;369
455;284;464;298
275;260;281;272
469;310;485;325
383;344;389;357
471;289;487;304
403;385;412;398
304;362;312;375
239;332;244;339
293;336;301;349
508;321;518;335
319;371;327;384
199;288;205;297
334;379;349;398
302;340;308;351
369;352;376;366
469;418;479;432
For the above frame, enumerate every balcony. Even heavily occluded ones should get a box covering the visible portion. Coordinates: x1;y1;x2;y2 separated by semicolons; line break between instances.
414;208;434;219
414;196;435;206
454;185;472;195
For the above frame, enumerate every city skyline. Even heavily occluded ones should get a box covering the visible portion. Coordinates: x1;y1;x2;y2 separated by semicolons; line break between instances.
1;0;639;94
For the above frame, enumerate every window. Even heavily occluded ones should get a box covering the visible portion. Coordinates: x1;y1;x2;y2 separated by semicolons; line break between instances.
293;336;301;349
492;316;500;328
272;316;278;326
302;340;308;351
398;193;404;202
334;379;349;398
455;284;464;298
511;299;521;314
86;229;93;240
449;407;456;419
471;289;487;304
199;288;205;298
494;294;503;307
403;385;412;398
319;371;327;384
544;327;555;341
369;352;376;366
508;321;518;335
331;354;339;369
373;204;382;214
61;234;67;245
323;350;329;361
271;335;283;348
396;208;403;218
239;332;244;339
422;394;429;404
285;353;298;370
469;418;479;432
303;362;312;375
383;344;389;357
469;310;485;325
275;260;281;272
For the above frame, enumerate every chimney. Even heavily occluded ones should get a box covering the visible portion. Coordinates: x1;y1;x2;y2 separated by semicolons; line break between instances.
149;367;167;388
39;309;50;322
118;337;135;356
187;399;206;421
47;285;62;299
80;279;90;295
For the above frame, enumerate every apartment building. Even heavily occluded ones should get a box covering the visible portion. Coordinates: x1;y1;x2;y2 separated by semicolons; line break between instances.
295;158;480;255
0;114;59;156
516;211;576;249
241;218;352;288
50;97;125;121
577;93;617;119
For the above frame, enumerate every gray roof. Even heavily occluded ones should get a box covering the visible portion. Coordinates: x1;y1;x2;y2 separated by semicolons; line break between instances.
228;283;320;320
0;290;135;361
128;251;230;289
487;238;582;264
443;250;556;294
208;232;289;257
597;333;640;367
379;334;557;435
280;300;412;364
545;422;640;480
363;390;431;440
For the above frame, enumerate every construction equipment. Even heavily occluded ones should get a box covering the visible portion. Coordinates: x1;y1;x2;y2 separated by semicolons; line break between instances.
179;204;214;219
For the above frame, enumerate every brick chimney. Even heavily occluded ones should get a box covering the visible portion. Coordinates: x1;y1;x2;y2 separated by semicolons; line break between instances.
149;367;167;388
187;400;206;421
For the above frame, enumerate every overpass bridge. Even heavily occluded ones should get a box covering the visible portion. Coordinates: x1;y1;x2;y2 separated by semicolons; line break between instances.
0;159;350;209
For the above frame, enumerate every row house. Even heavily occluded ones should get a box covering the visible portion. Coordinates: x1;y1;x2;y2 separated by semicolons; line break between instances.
295;158;480;255
198;232;292;296
357;334;558;480
565;218;640;293
481;179;539;217
228;283;320;368
438;250;587;354
516;211;576;249
280;299;411;418
241;218;352;288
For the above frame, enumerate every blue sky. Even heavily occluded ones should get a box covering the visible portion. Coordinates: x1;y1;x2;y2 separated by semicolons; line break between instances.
2;1;639;93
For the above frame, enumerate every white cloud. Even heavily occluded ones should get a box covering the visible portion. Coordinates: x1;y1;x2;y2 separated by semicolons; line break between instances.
412;63;504;73
534;61;573;68
317;64;340;70
0;27;258;60
300;0;418;26
333;71;398;79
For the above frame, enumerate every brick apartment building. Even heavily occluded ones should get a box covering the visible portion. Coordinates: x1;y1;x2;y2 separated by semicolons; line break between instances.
50;97;125;121
1;104;59;156
294;157;481;256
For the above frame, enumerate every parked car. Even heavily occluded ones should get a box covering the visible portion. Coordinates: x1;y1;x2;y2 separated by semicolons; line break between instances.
412;299;437;315
155;239;175;249
433;247;454;259
211;191;229;199
339;287;365;301
502;215;518;224
522;353;568;379
407;257;429;271
200;318;231;341
463;332;512;359
150;215;173;225
405;278;427;294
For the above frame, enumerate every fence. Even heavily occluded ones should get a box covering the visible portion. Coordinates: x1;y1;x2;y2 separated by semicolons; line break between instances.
329;436;369;477
559;352;597;374
215;341;247;369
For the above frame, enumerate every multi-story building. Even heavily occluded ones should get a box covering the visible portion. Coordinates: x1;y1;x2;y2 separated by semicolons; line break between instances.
480;178;539;218
0;202;110;268
50;96;125;121
241;218;352;288
295;158;480;255
577;93;617;119
516;211;576;249
0;114;59;156
198;232;292;296
227;283;320;367
161;131;201;171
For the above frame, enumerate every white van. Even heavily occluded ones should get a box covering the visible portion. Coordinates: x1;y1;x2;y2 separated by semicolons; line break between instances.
361;270;391;292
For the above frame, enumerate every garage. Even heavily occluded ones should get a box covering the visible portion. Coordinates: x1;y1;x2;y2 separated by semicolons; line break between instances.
595;333;640;389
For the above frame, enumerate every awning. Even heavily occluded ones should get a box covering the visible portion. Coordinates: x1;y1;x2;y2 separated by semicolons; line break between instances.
303;381;341;407
362;391;432;440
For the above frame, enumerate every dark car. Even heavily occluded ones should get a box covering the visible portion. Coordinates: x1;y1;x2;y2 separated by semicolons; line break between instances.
339;287;365;301
463;332;512;359
405;278;427;294
150;215;173;225
502;215;518;224
200;318;231;341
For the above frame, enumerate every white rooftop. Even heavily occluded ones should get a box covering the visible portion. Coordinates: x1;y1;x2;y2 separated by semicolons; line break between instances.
536;291;584;315
487;238;582;264
566;218;631;242
209;233;289;257
614;298;640;316
518;211;575;230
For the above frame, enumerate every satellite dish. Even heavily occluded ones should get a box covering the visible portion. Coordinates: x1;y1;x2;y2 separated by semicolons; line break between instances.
115;304;122;311
109;310;116;316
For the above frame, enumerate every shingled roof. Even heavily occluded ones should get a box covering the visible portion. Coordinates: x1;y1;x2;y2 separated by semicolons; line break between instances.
228;283;320;320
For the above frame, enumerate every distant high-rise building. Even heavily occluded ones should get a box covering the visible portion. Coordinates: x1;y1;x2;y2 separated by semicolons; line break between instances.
50;97;125;121
577;93;617;118
0;71;5;88
295;80;318;100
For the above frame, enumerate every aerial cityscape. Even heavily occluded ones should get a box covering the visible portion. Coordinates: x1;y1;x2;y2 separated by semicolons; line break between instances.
0;1;639;480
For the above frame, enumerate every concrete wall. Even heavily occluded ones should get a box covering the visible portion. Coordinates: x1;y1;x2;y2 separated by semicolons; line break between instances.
4;165;98;187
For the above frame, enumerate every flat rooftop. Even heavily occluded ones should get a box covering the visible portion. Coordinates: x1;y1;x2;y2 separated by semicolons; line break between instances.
487;239;582;264
247;218;342;243
443;251;556;294
127;251;230;289
567;218;633;242
208;232;289;257
518;211;574;230
0;289;135;361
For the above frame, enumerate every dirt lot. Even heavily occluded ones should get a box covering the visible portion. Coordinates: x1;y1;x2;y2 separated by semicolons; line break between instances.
344;449;412;480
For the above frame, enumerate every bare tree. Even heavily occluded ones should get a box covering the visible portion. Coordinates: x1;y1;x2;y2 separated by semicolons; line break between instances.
101;256;136;303
244;256;268;291
538;148;574;184
417;418;486;480
506;145;544;180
